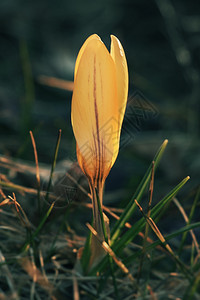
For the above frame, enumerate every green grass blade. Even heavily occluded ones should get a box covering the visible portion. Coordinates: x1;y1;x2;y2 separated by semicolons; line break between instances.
32;202;55;240
152;176;190;220
111;139;168;244
81;224;92;273
21;202;55;252
44;129;62;206
135;200;192;281
89;176;190;275
178;186;200;255
137;161;155;284
112;176;190;253
124;222;200;266
95;189;118;298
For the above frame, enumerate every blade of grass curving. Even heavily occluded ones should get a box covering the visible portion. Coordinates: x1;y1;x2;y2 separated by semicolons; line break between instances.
173;197;199;257
145;161;155;237
90;222;200;277
124;222;200;266
111;139;168;244
178;186;200;256
22;202;55;252
87;223;135;284
29;131;41;216
33;201;55;238
8;193;31;230
137;161;155;284
152;176;190;216
112;176;190;253
44;129;62;207
135;200;193;281
90;176;190;275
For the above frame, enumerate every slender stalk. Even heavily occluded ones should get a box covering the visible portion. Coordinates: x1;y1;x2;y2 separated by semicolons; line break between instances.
93;188;118;296
137;161;155;286
89;183;104;239
88;183;104;267
29;131;41;216
44;129;62;206
88;181;110;269
178;186;200;256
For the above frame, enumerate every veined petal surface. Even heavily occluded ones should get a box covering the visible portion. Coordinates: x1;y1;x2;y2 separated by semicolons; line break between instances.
110;35;128;130
74;34;101;80
71;38;120;185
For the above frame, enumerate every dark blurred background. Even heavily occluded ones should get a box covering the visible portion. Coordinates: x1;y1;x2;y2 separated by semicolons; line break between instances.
0;0;200;211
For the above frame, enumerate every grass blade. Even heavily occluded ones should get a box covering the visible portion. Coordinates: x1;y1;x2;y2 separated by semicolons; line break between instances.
112;176;190;253
137;161;155;287
124;222;200;266
111;139;168;244
95;189;118;298
87;223;134;283
178;186;200;256
22;202;55;252
29;131;41;216
135;199;192;281
89;176;190;275
44;129;62;206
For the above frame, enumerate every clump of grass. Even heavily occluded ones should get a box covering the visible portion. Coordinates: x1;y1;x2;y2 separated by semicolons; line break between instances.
0;139;200;299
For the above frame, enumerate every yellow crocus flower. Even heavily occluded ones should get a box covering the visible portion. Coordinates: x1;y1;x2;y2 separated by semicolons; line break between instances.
71;34;128;262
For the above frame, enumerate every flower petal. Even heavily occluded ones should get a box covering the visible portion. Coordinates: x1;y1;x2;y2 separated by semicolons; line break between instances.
74;34;101;80
110;35;129;130
71;38;119;185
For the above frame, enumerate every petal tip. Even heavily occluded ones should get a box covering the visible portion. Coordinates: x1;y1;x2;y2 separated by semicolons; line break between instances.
110;35;124;57
89;34;101;41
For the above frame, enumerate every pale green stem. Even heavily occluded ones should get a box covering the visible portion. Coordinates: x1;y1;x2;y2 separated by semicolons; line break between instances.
89;180;106;267
89;181;104;238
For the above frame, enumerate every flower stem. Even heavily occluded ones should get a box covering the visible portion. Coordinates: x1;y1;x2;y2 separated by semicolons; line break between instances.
89;181;107;267
89;182;104;239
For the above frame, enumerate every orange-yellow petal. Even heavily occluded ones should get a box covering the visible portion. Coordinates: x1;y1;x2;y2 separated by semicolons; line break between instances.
110;35;129;129
74;34;101;80
71;38;119;185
